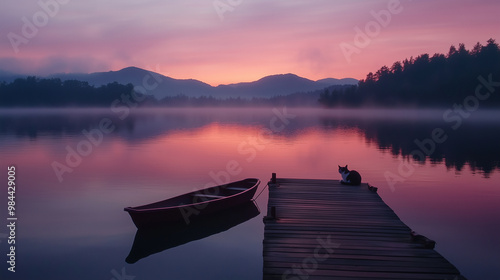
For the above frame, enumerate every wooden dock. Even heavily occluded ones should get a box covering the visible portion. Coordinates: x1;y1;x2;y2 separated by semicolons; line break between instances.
263;177;467;280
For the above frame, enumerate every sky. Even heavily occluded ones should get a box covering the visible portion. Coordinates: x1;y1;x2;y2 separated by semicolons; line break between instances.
1;0;499;86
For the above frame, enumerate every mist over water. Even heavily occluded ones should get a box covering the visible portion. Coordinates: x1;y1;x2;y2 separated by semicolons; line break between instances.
0;107;499;280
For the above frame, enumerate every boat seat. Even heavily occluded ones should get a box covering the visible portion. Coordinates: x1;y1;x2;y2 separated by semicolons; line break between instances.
226;187;247;191
192;194;225;199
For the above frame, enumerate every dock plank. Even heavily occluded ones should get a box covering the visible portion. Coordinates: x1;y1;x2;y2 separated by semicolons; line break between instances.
263;177;467;280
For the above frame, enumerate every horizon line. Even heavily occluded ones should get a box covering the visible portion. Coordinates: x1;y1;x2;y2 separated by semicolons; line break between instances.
0;66;359;87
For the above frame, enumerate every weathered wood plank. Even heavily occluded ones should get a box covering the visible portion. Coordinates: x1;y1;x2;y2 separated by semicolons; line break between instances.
263;177;467;280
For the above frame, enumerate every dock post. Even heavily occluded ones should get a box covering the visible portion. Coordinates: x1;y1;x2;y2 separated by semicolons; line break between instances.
268;173;278;188
368;183;378;192
264;206;276;221
264;173;278;221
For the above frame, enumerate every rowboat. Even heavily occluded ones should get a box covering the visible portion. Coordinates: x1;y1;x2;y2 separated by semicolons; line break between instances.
124;178;260;228
126;201;260;263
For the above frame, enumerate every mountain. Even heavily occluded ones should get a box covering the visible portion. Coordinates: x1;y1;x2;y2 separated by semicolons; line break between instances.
48;67;215;99
1;67;358;99
215;73;345;98
316;78;358;86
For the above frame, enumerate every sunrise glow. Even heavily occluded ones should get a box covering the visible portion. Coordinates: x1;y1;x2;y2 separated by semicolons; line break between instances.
1;0;499;85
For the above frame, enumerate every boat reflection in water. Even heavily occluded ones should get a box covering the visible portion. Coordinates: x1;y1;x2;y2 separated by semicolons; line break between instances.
126;201;260;264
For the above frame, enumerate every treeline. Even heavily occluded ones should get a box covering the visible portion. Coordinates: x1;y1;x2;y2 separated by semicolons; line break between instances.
0;77;153;107
0;76;332;107
157;91;322;107
320;39;500;107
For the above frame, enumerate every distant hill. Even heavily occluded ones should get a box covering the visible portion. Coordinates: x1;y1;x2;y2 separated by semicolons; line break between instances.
47;67;215;99
0;67;357;100
215;73;357;98
316;78;358;86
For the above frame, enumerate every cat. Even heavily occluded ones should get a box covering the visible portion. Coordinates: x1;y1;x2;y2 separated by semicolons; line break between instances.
338;165;362;185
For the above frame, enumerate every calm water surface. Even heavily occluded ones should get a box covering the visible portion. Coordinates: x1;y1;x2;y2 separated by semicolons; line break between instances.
0;108;499;280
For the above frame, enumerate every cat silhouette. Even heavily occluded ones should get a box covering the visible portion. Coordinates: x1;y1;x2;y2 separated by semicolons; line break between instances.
338;165;362;185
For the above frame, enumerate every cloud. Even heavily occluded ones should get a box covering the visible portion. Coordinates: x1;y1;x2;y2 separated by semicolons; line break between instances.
297;47;336;75
0;56;111;75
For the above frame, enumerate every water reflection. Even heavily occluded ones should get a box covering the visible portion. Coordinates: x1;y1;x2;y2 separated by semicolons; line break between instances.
1;108;498;280
319;114;500;176
126;201;260;264
1;108;499;176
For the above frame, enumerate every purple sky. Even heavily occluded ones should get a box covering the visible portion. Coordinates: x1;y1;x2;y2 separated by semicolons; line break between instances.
1;0;499;85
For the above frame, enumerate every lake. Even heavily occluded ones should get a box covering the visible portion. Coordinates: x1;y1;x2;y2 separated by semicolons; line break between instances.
0;107;499;280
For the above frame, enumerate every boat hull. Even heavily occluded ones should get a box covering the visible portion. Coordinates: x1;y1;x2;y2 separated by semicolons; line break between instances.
124;178;260;228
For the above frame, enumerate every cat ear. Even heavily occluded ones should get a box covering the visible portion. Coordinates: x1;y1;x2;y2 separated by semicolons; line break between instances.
338;165;340;168
345;165;348;169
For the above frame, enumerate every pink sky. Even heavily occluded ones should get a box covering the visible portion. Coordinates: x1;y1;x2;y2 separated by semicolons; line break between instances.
1;0;499;85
